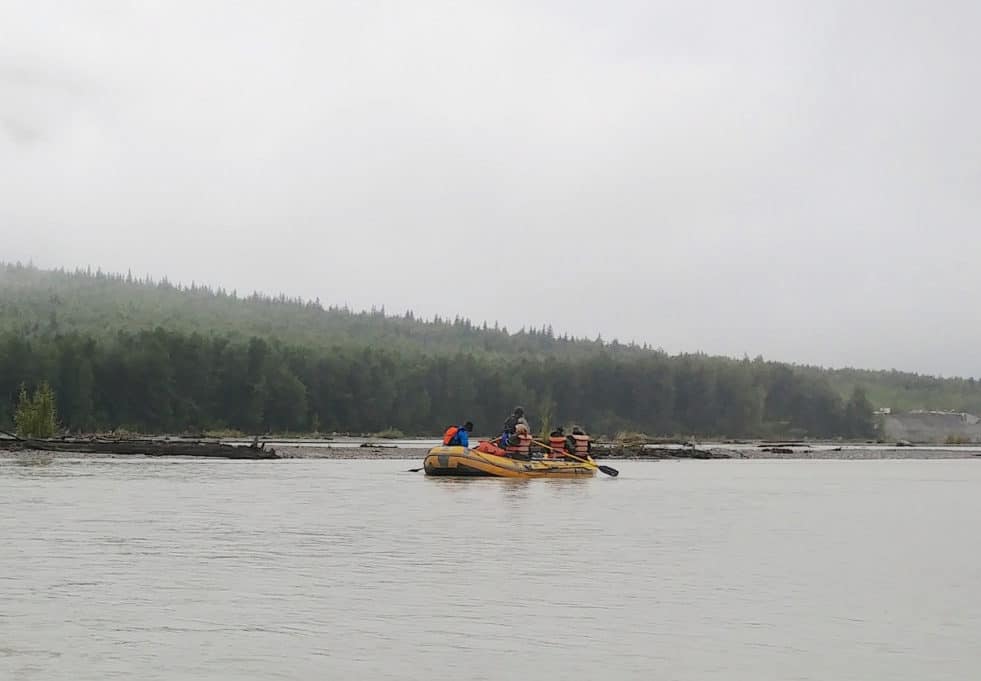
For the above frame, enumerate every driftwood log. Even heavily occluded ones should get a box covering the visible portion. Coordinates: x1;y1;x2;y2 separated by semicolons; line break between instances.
593;444;731;460
0;437;279;459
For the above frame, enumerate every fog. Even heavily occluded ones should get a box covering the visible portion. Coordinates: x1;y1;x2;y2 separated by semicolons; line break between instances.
2;1;979;376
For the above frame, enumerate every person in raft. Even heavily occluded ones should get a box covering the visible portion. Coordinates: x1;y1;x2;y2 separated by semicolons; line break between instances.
443;421;474;448
505;423;533;460
501;406;530;447
547;426;568;459
565;426;592;459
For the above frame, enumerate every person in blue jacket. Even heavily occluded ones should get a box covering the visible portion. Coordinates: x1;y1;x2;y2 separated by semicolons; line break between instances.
445;421;474;447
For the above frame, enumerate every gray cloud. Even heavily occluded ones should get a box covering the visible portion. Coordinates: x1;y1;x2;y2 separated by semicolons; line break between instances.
1;0;979;376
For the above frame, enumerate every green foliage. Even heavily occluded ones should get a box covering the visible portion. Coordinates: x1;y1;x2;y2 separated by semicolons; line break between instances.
0;262;614;360
537;397;554;441
844;387;875;438
822;368;981;414
2;261;980;438
14;382;57;438
0;326;890;438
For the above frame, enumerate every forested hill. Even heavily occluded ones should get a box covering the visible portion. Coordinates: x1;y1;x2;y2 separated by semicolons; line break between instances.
2;262;980;437
0;262;618;359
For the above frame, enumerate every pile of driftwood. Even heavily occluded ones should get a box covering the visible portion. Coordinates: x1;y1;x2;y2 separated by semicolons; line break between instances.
593;443;731;459
0;434;279;459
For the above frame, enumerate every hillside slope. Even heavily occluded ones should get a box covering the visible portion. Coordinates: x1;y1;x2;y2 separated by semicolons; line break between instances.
0;263;621;359
1;262;979;436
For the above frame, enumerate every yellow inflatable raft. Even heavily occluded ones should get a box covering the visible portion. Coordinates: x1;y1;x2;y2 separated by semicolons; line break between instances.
423;445;597;478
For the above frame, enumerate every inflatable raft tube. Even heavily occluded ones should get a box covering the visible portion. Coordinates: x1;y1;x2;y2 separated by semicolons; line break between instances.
423;446;596;478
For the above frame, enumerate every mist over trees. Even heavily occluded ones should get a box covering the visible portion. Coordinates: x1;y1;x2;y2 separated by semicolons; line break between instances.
2;262;976;437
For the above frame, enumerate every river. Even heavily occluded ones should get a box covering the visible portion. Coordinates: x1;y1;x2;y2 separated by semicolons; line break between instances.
2;458;979;680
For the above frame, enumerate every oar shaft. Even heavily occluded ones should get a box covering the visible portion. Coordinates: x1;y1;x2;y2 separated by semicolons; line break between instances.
531;439;591;464
532;439;618;477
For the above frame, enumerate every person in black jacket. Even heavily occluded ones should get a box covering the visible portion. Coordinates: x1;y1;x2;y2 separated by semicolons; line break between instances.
501;406;529;447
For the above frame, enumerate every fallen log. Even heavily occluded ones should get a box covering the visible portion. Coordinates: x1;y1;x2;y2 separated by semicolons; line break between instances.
593;445;731;460
0;437;279;459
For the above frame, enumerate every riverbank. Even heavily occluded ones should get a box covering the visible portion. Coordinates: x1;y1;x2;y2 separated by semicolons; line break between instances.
5;442;978;460
266;438;981;460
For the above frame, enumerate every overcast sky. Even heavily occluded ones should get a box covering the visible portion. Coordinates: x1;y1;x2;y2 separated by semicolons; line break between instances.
2;1;979;377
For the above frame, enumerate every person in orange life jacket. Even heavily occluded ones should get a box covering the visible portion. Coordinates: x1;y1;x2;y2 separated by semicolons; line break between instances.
443;421;474;447
501;406;530;447
565;426;592;458
547;427;567;459
506;423;532;460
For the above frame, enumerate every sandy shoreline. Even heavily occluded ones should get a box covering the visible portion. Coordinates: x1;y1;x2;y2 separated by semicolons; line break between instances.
4;443;980;461
276;445;981;460
264;443;981;461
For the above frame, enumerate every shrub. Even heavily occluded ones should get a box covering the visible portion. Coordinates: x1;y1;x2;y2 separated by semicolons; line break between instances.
14;383;58;438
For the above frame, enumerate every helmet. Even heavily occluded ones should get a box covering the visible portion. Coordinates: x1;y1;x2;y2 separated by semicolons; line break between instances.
513;406;524;417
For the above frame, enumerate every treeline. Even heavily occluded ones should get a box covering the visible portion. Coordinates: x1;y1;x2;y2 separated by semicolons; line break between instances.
821;367;981;415
0;262;628;360
0;328;876;438
3;261;981;437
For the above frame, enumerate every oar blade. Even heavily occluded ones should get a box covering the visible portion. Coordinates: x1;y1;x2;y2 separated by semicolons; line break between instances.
598;464;619;477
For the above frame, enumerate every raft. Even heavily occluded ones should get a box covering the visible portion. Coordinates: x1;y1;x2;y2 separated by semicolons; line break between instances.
423;445;596;478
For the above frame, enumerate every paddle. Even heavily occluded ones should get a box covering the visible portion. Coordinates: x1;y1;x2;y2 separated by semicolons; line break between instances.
1;429;23;441
532;439;619;477
407;435;500;472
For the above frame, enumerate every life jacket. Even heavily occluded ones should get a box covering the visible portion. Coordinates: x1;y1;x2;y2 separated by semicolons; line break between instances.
506;434;531;456
572;433;590;456
476;440;506;456
442;425;460;446
548;436;567;459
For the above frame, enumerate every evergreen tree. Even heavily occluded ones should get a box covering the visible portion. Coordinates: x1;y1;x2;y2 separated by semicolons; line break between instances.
845;387;875;438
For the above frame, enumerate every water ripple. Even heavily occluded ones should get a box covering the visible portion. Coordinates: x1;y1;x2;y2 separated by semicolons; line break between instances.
2;459;981;680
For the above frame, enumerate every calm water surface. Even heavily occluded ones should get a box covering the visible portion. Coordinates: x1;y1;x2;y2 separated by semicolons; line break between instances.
2;458;980;680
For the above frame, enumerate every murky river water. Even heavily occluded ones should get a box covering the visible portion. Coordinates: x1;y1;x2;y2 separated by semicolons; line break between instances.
2;458;980;680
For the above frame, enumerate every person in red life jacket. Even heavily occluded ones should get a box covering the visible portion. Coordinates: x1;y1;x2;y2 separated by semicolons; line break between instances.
442;421;474;447
547;427;567;460
501;406;530;448
565;425;592;459
505;423;532;460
